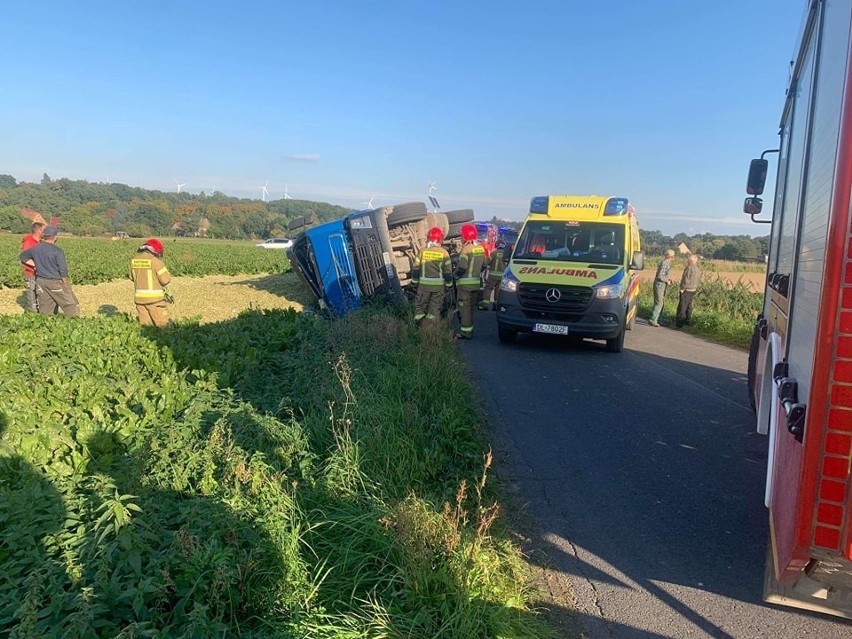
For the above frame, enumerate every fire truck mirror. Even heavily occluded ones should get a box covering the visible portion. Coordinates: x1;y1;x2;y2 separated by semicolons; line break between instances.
746;158;768;195
743;196;763;216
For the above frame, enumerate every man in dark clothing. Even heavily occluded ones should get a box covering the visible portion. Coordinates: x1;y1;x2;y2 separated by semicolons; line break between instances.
479;240;507;311
19;226;80;317
20;222;45;312
453;224;487;339
676;254;701;328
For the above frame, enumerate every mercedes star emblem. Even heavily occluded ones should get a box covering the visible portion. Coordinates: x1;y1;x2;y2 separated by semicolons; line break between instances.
545;288;561;303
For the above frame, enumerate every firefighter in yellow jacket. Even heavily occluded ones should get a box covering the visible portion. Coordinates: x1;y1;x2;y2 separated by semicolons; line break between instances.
413;226;453;327
130;238;173;328
478;239;508;311
454;224;487;339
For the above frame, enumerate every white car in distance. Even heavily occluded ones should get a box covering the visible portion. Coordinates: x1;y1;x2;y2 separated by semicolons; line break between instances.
255;237;294;249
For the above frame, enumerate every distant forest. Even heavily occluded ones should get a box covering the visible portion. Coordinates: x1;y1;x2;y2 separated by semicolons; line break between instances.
484;216;769;262
0;174;769;261
0;174;350;239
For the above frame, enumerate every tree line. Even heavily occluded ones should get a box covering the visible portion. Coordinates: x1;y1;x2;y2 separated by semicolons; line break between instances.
0;174;350;239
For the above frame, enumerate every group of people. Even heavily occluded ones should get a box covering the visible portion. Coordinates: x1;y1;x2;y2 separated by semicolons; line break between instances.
18;223;174;328
412;223;506;340
648;249;702;328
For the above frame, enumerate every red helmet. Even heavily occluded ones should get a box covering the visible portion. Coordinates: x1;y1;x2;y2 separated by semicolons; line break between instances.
427;226;444;243
141;238;164;257
461;224;478;242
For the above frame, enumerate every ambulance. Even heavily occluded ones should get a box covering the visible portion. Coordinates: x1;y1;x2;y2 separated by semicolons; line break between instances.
496;195;644;352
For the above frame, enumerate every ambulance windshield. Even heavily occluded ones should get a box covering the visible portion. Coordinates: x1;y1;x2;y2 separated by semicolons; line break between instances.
514;221;625;265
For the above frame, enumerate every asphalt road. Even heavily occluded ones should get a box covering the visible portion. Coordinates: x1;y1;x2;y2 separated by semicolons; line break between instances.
460;313;852;639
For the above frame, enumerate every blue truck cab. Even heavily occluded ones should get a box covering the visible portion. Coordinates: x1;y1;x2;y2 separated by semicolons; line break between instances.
288;208;403;315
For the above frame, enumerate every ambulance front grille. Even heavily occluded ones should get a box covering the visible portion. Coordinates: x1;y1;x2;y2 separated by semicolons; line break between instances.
518;283;592;313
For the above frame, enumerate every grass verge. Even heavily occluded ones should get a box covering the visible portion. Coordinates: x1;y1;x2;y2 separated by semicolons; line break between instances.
0;308;553;638
637;275;761;349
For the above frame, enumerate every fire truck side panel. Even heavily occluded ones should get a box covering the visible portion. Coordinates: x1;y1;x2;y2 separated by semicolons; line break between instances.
764;1;821;582
757;0;852;614
794;0;852;565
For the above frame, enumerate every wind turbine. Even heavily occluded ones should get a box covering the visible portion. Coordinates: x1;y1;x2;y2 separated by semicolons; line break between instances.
361;195;375;209
427;180;440;210
258;180;270;202
174;179;186;194
283;185;292;200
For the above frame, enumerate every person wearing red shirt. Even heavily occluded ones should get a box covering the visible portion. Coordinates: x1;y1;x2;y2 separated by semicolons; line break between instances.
20;222;45;312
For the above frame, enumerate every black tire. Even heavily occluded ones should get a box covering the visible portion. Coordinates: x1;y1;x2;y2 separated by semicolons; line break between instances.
386;202;427;226
497;324;517;343
447;222;465;239
747;316;762;413
445;209;475;224
606;328;625;353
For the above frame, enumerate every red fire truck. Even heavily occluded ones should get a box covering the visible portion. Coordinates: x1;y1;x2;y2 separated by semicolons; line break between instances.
744;0;852;618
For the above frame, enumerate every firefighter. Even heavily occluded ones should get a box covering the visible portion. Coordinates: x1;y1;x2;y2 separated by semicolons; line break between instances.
454;224;487;339
130;238;173;328
478;239;507;311
412;227;453;328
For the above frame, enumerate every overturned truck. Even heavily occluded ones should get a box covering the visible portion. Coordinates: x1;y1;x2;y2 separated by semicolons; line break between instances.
287;202;475;315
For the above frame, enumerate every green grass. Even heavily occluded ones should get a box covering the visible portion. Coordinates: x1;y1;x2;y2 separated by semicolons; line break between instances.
637;275;762;349
0;236;289;288
0;309;553;638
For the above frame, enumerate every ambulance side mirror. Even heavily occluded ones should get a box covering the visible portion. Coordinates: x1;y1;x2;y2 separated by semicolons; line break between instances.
631;251;645;271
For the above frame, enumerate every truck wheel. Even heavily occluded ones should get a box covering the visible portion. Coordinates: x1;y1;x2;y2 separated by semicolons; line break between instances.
606;328;625;353
498;325;517;343
387;202;427;226
425;212;449;236
447;222;465;238
445;209;475;224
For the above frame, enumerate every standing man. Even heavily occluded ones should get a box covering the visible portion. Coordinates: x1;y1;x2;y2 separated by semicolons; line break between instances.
479;240;507;311
676;254;701;328
412;227;453;328
453;224;487;339
648;249;675;326
18;226;80;317
130;238;173;328
20;222;45;312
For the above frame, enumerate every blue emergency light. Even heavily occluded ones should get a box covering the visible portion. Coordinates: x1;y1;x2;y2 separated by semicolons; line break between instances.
604;197;629;216
529;196;549;213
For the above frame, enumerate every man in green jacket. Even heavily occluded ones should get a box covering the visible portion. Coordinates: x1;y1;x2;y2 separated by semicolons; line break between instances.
649;249;675;326
478;240;507;311
676;254;701;328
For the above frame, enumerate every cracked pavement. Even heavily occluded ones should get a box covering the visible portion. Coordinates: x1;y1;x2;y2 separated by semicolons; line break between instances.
460;313;852;638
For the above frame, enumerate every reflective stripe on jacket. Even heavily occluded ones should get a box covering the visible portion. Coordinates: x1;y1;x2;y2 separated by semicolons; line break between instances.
487;250;506;280
455;243;486;289
130;253;171;303
413;245;452;287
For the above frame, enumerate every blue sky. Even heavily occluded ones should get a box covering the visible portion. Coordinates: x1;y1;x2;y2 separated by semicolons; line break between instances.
0;1;805;235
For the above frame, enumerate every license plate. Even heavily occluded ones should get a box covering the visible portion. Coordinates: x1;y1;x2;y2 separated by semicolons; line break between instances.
533;323;568;335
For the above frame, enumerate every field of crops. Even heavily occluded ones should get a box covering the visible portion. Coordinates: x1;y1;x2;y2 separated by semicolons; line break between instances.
0;235;289;288
637;274;763;348
0;309;550;638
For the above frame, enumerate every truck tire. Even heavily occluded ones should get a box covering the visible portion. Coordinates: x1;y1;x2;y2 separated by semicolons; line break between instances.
447;222;465;239
287;217;305;231
498;324;517;343
387;202;427;226
606;327;625;353
445;209;475;224
425;212;449;236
